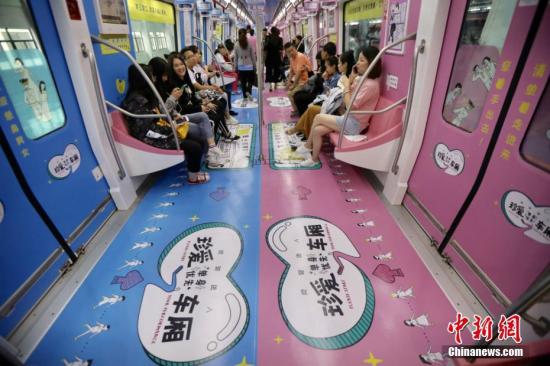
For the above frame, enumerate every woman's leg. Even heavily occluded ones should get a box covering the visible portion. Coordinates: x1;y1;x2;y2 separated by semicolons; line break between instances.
238;70;247;97
309;124;333;162
303;105;322;138
304;113;340;149
180;139;203;174
186;112;215;144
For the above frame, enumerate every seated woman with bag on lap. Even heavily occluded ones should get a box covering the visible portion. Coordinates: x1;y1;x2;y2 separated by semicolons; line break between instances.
286;51;355;140
122;64;210;184
296;46;381;167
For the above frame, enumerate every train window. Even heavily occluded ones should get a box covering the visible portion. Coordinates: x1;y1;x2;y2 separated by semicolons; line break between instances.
343;0;383;60
0;1;66;140
442;0;514;132
128;0;176;63
520;82;550;173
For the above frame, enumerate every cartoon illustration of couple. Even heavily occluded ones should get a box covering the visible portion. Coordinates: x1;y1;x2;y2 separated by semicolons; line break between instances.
472;56;496;90
14;57;52;122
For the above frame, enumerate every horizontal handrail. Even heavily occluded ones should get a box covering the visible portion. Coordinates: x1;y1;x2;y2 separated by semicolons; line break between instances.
105;101;170;120
296;34;312;53
91;35;181;151
338;33;417;149
81;44;127;179
348;96;407;116
391;39;425;174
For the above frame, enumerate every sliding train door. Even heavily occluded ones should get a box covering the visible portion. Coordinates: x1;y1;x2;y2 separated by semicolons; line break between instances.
442;5;550;315
0;2;114;248
404;0;539;244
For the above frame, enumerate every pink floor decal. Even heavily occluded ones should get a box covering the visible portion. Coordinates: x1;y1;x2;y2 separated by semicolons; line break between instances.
258;89;458;365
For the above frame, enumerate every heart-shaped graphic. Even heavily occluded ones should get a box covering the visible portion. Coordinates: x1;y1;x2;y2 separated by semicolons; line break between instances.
47;144;81;179
434;143;465;176
138;223;249;364
501;190;550;244
266;216;375;349
209;187;230;201
116;79;126;94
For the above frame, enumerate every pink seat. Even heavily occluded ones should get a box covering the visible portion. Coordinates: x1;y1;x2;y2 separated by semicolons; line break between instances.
110;111;185;177
111;111;181;156
328;97;404;171
329;97;403;151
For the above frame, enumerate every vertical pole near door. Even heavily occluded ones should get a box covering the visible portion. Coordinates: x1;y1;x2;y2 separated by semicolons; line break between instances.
255;11;265;163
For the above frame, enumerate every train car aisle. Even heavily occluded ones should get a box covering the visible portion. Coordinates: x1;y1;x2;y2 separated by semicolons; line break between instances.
25;87;461;366
258;88;457;365
26;98;262;366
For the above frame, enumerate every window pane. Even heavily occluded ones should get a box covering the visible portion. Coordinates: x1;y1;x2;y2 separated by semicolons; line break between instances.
520;82;550;173
442;0;515;132
128;0;176;63
0;1;66;139
343;0;383;61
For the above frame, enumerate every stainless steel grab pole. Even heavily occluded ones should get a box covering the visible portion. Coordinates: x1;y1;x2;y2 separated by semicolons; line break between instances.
192;36;227;88
391;39;425;174
308;34;329;58
338;33;417;149
90;36;181;151
81;43;127;179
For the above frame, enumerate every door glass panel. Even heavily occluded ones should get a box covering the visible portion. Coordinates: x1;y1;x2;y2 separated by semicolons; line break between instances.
521;81;550;173
0;1;66;139
442;0;515;132
343;0;383;60
128;0;176;63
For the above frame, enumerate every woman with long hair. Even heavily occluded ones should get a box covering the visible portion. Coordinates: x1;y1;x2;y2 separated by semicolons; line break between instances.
166;54;238;143
234;28;256;100
264;26;283;91
286;51;355;139
122;64;210;183
297;47;382;167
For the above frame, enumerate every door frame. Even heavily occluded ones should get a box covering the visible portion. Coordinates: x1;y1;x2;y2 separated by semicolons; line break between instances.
382;0;451;205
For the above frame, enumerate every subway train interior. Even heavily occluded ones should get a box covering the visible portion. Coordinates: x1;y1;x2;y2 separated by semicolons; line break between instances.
1;0;549;365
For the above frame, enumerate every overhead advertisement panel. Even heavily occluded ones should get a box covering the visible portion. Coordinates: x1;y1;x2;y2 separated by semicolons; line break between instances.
128;0;175;24
344;0;384;22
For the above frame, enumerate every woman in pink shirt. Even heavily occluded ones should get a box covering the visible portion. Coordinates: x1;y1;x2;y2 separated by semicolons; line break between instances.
297;46;381;167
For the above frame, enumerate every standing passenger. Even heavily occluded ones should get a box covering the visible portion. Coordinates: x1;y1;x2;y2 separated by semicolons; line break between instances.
234;28;257;102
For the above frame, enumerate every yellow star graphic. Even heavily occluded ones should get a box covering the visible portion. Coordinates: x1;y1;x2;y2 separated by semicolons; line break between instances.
235;356;253;366
274;335;284;344
263;213;273;220
189;215;200;222
364;352;383;366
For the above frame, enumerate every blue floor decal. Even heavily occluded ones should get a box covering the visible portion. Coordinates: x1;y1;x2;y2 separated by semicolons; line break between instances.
28;106;261;366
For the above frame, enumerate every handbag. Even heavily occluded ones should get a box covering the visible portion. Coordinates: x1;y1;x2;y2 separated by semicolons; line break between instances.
176;122;189;140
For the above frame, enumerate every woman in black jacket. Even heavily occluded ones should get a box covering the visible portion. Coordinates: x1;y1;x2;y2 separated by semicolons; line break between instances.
122;64;210;184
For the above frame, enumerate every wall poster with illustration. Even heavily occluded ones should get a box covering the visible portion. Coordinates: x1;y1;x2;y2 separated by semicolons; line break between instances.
384;0;409;54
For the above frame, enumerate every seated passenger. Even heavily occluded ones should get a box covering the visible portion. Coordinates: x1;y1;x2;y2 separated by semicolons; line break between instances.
286;51;355;139
149;57;224;166
182;46;239;123
296;46;382;167
285;42;312;117
122;64;210;184
166;54;239;142
294;54;341;116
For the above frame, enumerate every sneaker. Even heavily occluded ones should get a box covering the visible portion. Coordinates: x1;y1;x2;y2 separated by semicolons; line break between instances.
209;146;223;157
295;144;312;155
226;115;239;125
229;110;238;116
299;158;318;167
222;133;240;142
